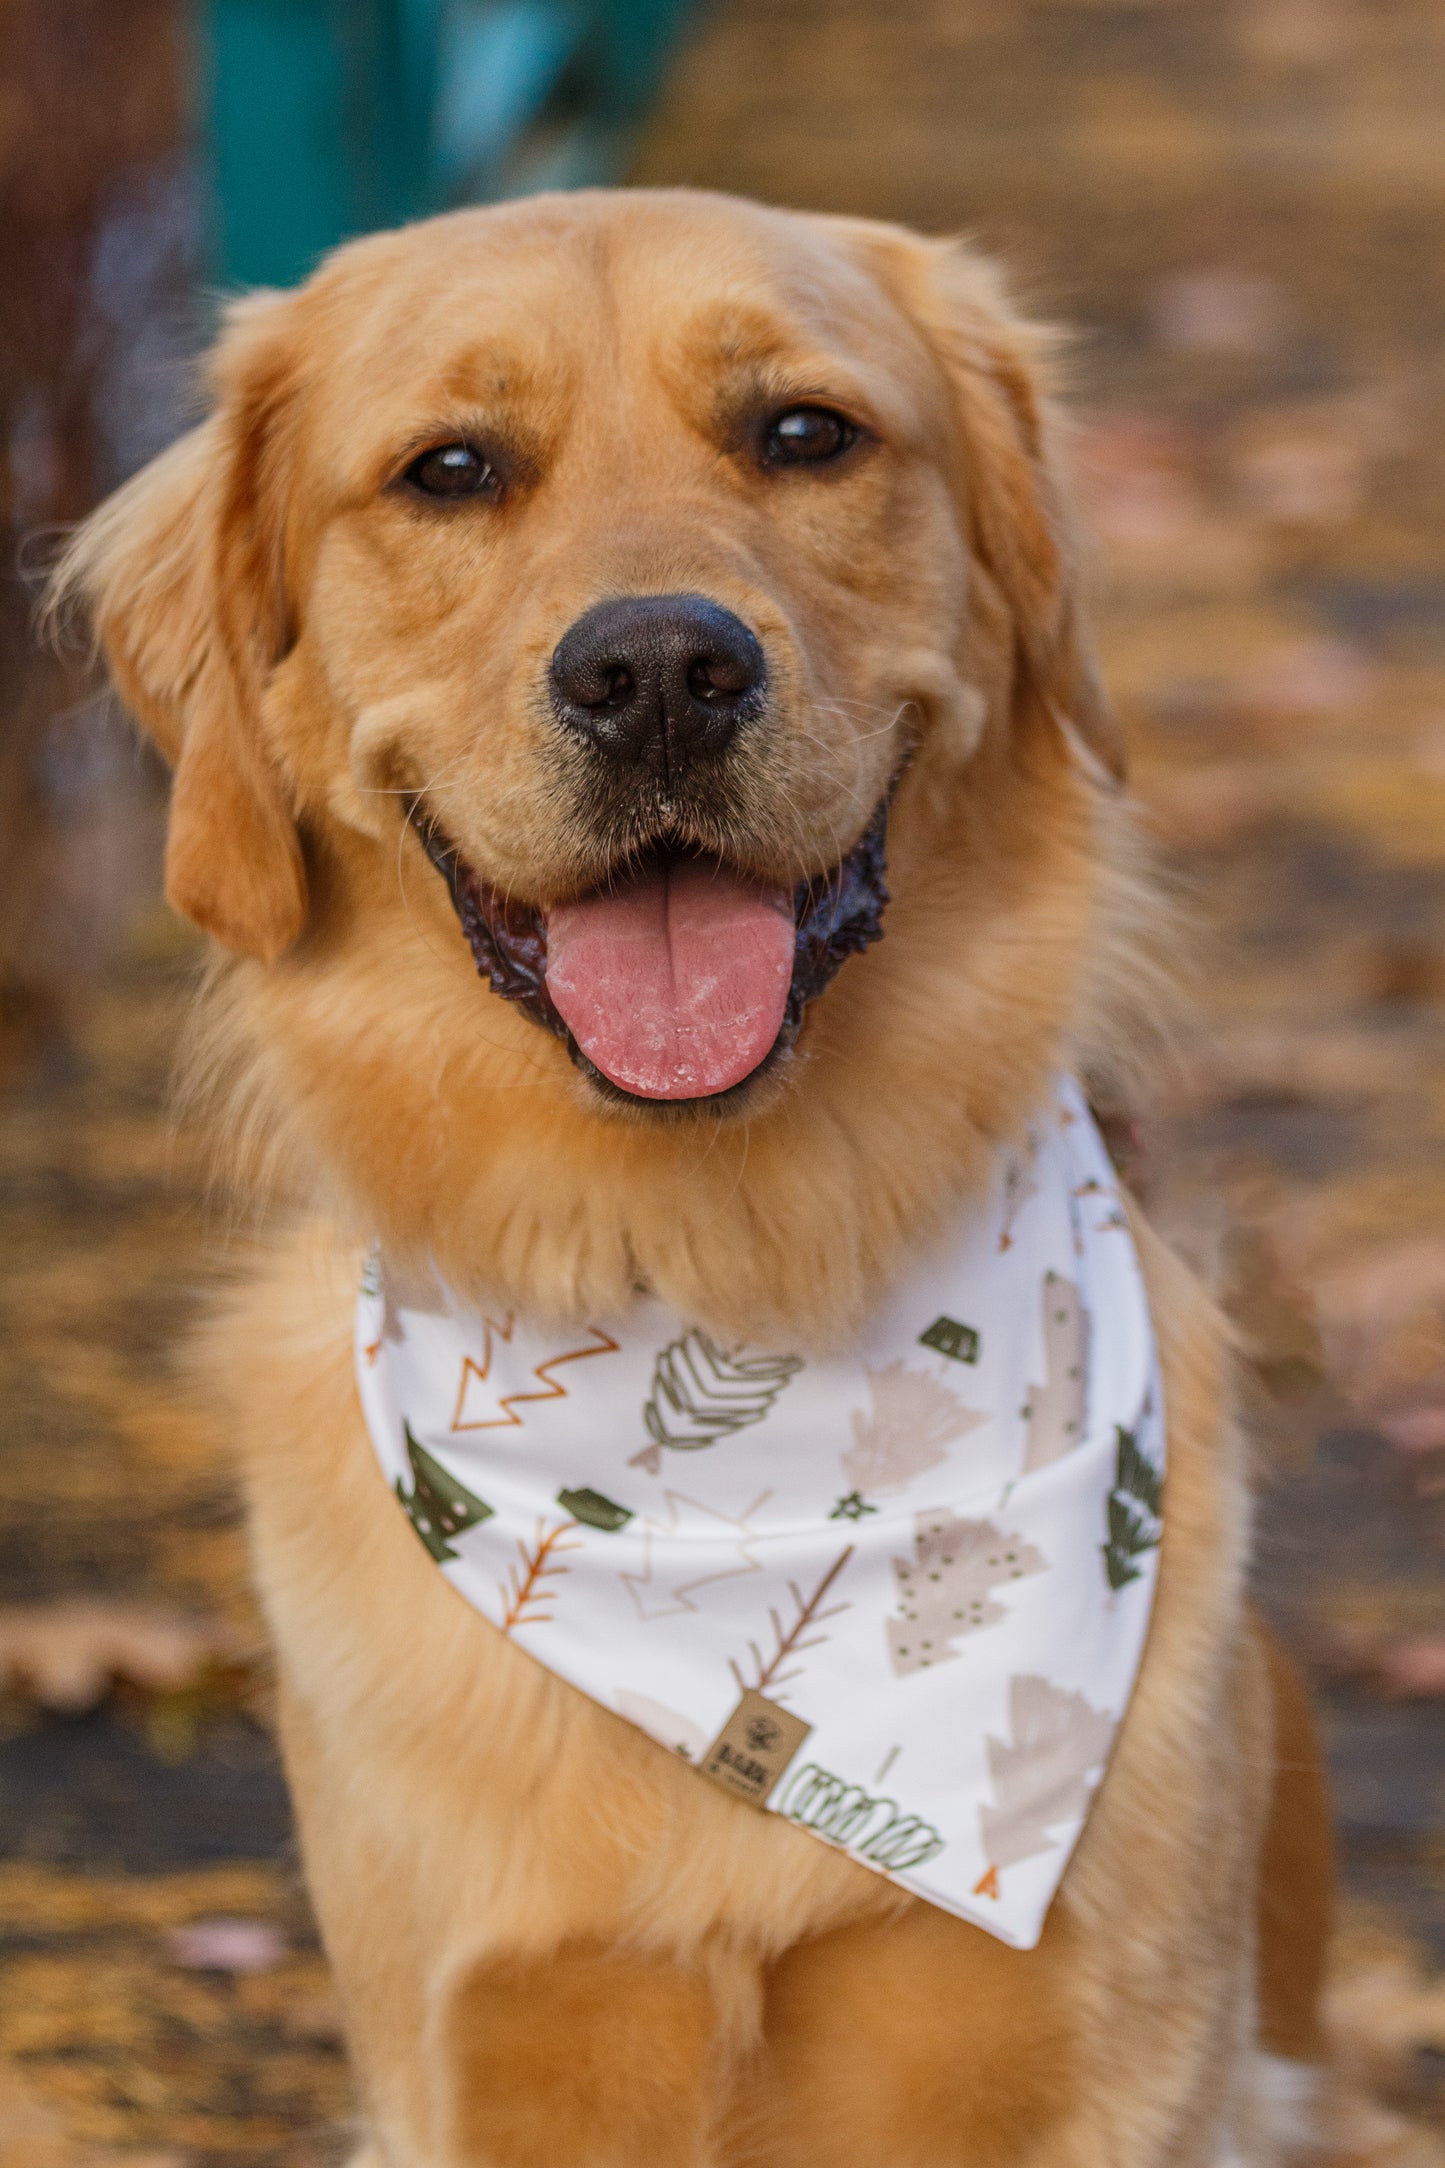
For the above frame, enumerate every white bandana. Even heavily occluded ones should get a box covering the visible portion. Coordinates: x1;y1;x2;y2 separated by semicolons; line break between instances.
355;1078;1163;1950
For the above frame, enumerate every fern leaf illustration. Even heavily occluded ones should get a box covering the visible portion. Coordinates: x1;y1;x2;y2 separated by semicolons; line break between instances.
728;1545;855;1701
631;1331;803;1469
499;1515;583;1634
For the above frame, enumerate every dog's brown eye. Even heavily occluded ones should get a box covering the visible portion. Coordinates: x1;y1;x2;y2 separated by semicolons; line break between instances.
763;407;857;467
404;443;497;499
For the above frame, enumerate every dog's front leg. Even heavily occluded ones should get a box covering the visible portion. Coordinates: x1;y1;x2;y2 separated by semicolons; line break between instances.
736;1900;1081;2168
278;1678;760;2168
737;1899;1252;2168
429;1937;757;2168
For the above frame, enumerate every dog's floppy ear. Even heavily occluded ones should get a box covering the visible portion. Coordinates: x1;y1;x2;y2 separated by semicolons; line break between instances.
870;232;1124;784
50;291;308;959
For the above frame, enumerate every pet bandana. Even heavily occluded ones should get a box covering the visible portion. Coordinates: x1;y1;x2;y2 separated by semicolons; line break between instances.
356;1077;1164;1950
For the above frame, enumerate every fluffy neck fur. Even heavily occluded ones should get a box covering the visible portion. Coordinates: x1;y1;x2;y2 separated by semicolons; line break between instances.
181;728;1154;1352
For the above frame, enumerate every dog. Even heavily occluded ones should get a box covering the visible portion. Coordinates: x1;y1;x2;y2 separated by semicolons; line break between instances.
56;187;1336;2166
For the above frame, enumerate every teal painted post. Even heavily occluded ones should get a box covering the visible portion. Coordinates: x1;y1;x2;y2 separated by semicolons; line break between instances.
200;0;695;291
204;0;442;289
597;0;690;119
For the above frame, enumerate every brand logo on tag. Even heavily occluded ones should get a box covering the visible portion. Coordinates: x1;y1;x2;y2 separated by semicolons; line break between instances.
700;1691;812;1807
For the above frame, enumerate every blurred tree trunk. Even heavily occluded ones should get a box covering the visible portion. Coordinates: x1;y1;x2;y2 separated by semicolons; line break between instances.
0;0;196;1078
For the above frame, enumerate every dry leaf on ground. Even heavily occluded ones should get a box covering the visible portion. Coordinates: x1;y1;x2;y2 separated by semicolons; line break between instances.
0;2066;69;2168
1364;1640;1445;1699
1313;1238;1445;1405
0;2059;185;2168
1330;1946;1445;2090
1238;637;1377;719
1150;268;1290;354
1375;1398;1445;1459
0;1604;245;1714
165;1919;287;1974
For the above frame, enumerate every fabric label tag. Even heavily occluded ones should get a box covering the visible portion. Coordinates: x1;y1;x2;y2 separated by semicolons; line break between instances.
700;1691;812;1807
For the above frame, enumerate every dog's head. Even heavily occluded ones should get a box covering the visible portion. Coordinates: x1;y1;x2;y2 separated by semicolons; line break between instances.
57;189;1128;1331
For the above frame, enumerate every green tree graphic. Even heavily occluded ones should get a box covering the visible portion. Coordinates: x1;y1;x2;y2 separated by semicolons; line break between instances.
1101;1424;1163;1590
631;1332;803;1471
396;1423;494;1562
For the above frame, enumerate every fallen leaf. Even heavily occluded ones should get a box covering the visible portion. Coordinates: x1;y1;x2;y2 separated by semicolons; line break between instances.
1078;409;1201;491
1313;1238;1445;1403
1092;468;1204;551
0;2063;185;2168
1192;1025;1402;1104
0;1604;244;1715
1374;1398;1445;1457
165;1918;287;1973
1238;637;1377;718
1140;760;1282;848
1237;0;1352;66
1073;414;1264;593
0;2065;69;2168
1372;1640;1445;1698
279;1991;347;2046
1150;268;1289;355
1223;1222;1328;1403
1411;718;1445;781
1329;2097;1445;2168
1330;1949;1445;2087
1233;430;1366;527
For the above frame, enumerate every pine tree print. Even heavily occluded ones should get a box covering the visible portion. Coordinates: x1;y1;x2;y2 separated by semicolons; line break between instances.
621;1488;774;1620
630;1332;803;1472
395;1423;495;1562
840;1363;988;1500
886;1512;1046;1677
451;1320;618;1431
975;1674;1116;1892
1102;1424;1163;1590
1021;1272;1090;1470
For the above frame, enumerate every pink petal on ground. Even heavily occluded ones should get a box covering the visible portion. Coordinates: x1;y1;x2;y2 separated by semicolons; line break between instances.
1375;1402;1445;1455
1375;1640;1445;1699
167;1918;287;1973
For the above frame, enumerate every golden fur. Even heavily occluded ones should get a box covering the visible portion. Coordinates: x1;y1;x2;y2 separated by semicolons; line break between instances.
55;188;1335;2165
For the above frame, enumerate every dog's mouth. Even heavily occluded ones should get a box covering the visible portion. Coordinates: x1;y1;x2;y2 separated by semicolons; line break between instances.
409;801;890;1109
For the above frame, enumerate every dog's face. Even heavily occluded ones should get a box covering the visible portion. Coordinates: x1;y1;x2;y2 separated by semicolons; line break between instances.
64;190;1124;1327
286;193;985;1107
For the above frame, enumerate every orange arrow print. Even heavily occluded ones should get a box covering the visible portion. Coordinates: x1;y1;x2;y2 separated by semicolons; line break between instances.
450;1317;620;1432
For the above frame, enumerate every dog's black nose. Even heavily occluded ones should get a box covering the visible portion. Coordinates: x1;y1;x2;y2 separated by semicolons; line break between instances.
550;594;766;777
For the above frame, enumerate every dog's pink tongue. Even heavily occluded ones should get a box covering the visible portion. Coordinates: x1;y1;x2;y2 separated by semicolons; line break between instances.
545;861;795;1099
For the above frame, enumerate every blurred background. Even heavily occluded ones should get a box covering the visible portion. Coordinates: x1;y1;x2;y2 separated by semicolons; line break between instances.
2;0;1445;2158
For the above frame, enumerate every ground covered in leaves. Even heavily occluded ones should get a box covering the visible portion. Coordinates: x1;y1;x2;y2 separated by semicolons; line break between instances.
3;0;1445;2158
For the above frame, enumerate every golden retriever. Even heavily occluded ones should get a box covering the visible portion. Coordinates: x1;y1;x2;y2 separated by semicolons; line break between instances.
56;188;1335;2166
